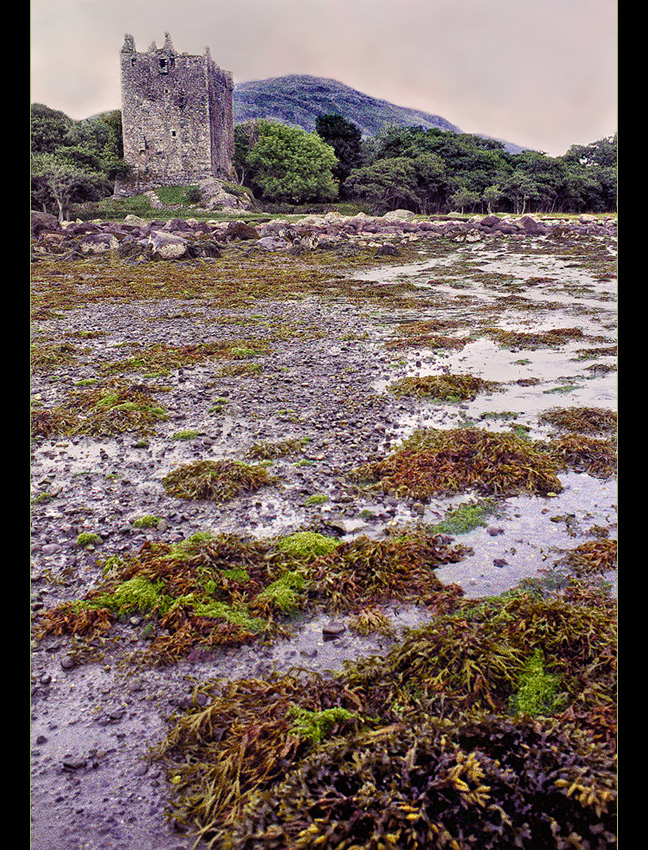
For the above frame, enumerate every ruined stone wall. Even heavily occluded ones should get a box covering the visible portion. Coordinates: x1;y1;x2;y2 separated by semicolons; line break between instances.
114;34;235;197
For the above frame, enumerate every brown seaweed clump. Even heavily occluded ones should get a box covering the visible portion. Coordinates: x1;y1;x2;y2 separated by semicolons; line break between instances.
149;674;365;841
389;373;498;402
304;527;468;611
223;717;616;850
557;539;617;575
539;406;617;435
31;380;168;438
548;434;617;478
162;459;276;502
352;427;565;499
152;585;616;849
487;326;586;348
34;528;467;664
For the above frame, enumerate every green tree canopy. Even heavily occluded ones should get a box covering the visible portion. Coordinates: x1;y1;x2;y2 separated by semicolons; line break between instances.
235;120;339;204
315;114;364;191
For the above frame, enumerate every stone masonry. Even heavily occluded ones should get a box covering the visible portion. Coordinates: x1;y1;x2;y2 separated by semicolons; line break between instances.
114;33;235;197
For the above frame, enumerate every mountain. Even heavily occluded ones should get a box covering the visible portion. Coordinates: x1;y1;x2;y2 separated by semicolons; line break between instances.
232;74;529;153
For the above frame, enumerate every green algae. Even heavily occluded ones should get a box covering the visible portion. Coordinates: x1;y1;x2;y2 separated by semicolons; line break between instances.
432;499;499;535
275;531;340;560
509;648;564;717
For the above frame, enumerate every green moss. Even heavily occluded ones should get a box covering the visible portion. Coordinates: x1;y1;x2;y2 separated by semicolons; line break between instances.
76;532;101;548
288;705;358;745
276;531;339;560
91;575;169;617
433;499;498;535
305;493;329;506
131;514;162;528
171;429;201;441
509;649;564;717
254;571;306;613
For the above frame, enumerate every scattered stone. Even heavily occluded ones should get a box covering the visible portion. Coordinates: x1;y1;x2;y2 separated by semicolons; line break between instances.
322;621;346;638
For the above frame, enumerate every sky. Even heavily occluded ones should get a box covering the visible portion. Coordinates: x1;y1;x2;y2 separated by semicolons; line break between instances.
30;0;617;157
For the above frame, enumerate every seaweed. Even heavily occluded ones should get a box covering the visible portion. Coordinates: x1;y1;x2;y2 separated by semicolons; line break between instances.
221;716;615;850
389;373;498;402
303;527;468;611
161;459;277;502
557;539;617;575
31;379;168;438
352;427;565;499
539;407;617;435
548;434;617;478
486;326;586;348
153;585;616;849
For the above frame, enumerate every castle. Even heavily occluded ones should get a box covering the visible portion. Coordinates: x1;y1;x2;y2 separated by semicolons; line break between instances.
114;33;235;197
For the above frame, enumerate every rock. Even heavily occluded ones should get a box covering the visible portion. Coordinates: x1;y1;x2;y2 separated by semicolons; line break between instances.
375;243;401;257
79;233;119;254
381;209;417;221
62;756;87;771
258;236;289;251
147;230;188;259
517;215;547;235
225;220;259;241
322;620;346;638
480;215;502;228
31;210;61;237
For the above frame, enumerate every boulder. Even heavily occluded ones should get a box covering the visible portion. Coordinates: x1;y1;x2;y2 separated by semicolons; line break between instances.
517;215;547;235
381;209;417;221
225;220;259;241
480;215;502;229
147;230;188;259
257;236;289;251
79;233;119;254
31;211;61;237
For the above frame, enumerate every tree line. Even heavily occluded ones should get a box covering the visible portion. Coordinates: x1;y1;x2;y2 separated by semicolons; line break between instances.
31;103;616;218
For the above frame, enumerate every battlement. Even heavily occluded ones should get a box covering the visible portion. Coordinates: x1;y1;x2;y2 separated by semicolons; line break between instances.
114;33;235;197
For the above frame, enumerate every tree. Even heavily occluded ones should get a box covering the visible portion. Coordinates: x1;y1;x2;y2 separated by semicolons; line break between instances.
343;157;420;213
502;171;540;215
236;120;339;204
31;153;110;220
315;114;364;193
31;103;74;154
482;185;502;214
449;187;481;214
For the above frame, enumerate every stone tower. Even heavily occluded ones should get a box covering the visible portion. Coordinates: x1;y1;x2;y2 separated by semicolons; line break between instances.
114;33;235;197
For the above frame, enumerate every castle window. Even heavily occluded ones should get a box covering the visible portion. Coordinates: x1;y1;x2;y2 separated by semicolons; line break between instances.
159;58;169;74
170;130;177;138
